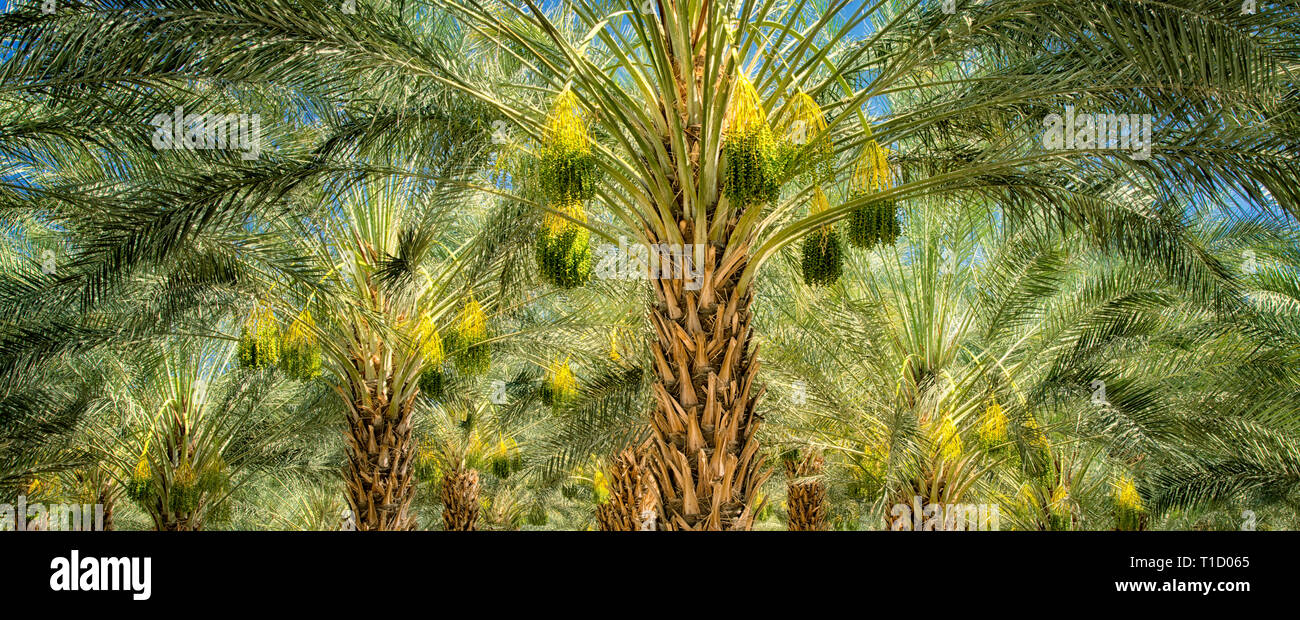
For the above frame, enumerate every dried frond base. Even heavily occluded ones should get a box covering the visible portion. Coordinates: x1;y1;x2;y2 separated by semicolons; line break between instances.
596;444;660;531
441;468;480;531
784;450;827;531
342;367;418;531
646;226;772;531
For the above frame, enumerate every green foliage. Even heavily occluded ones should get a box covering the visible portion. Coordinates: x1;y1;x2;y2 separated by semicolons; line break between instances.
450;300;491;377
526;502;549;526
539;358;578;407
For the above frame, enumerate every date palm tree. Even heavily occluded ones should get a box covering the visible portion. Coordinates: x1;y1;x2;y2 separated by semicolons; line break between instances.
759;199;1300;530
417;0;1300;529
2;0;1298;531
782;447;827;531
0;3;514;530
89;339;297;531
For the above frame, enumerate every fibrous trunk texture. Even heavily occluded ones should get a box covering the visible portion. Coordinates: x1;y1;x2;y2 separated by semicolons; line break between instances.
785;451;826;531
440;468;480;531
96;484;115;531
596;444;659;531
342;370;418;531
161;518;198;532
646;231;771;530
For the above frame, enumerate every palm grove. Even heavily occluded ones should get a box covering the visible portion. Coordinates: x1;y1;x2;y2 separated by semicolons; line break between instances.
1;0;1298;531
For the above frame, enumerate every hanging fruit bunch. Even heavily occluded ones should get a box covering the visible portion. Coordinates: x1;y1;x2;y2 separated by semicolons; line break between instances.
774;92;841;287
415;312;446;400
927;413;965;464
279;310;321;380
566;458;611;505
847;138;901;249
535;89;596;288
488;437;523;479
978;397;1011;455
450;296;490;376
723;74;782;206
1113;475;1147;531
168;461;201;516
197;457;229;492
800;187;844;286
125;452;154;504
198;457;233;523
536;200;594;288
540;356;578;407
538;88;599;204
237;305;280;370
780;90;834;186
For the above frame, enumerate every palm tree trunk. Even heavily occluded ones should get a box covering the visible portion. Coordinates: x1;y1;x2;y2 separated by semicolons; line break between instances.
152;497;198;531
342;373;418;531
784;450;826;531
646;238;771;530
162;518;199;531
596;444;658;531
96;484;115;531
440;468;479;531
